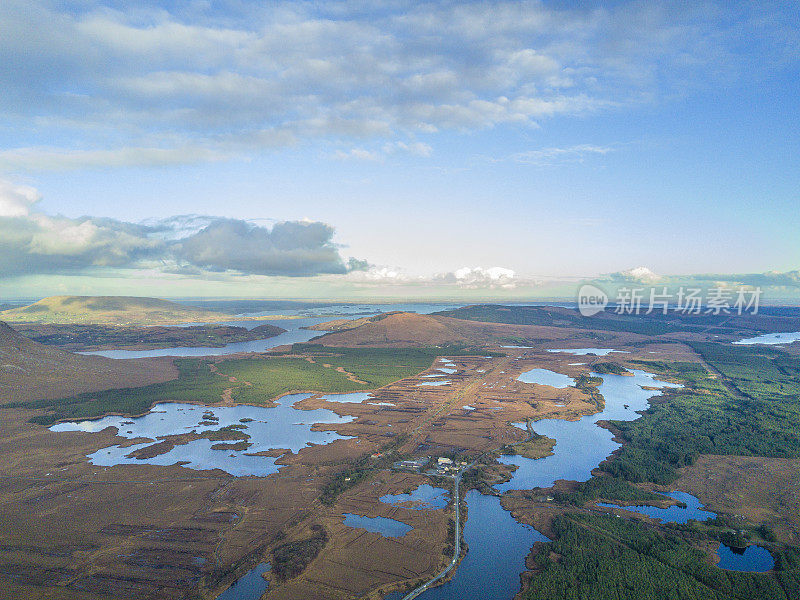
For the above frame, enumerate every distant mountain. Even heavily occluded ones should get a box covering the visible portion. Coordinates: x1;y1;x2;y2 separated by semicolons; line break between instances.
0;295;235;325
0;320;175;403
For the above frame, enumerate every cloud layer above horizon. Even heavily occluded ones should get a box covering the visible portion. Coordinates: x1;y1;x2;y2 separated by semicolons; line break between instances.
0;179;352;278
1;1;795;170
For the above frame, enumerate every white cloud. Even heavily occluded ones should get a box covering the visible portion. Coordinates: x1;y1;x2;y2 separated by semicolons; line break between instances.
436;266;518;289
0;179;40;217
332;148;383;162
1;1;790;171
346;266;410;283
509;144;613;166
333;140;433;161
609;266;660;283
346;264;521;289
384;141;433;157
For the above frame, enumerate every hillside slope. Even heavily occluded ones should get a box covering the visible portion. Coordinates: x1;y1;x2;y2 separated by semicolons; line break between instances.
309;311;581;347
0;321;176;403
0;295;234;325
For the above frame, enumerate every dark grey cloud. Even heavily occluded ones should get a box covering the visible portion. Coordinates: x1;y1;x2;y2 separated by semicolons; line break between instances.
172;219;347;276
0;181;352;278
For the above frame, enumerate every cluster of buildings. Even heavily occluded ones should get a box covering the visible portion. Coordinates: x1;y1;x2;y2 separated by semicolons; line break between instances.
392;456;467;476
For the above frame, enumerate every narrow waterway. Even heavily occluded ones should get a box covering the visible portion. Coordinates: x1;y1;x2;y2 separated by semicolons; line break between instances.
497;370;681;492
80;316;335;358
399;368;682;600
384;490;549;600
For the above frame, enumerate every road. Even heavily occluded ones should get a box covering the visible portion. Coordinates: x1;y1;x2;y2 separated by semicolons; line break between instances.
396;463;474;600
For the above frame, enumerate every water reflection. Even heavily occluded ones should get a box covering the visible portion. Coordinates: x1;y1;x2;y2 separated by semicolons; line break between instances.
50;394;354;476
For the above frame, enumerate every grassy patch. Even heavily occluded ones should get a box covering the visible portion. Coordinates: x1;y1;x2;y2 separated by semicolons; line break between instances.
292;344;500;388
215;357;367;404
551;476;664;506
502;433;555;460
591;362;630;375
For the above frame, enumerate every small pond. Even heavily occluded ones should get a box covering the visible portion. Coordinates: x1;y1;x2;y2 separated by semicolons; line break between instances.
319;391;373;403
717;543;774;572
598;491;716;524
343;514;413;538
215;563;270;600
380;485;450;510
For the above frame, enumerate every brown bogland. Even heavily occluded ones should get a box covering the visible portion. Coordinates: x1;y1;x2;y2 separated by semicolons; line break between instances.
0;310;727;600
266;472;452;600
304;310;724;352
0;321;176;404
673;454;800;546
306;311;612;348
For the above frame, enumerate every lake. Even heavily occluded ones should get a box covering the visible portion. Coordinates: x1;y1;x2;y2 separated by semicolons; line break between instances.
516;368;574;388
50;393;354;477
733;331;800;345
598;491;716;524
387;491;549;600
496;370;681;492
80;316;335;358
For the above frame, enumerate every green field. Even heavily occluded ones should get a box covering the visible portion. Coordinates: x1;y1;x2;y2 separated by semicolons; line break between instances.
16;346;481;424
219;356;368;404
291;344;500;388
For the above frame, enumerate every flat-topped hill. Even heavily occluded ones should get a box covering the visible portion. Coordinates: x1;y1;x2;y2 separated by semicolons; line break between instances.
0;295;234;325
0;320;175;403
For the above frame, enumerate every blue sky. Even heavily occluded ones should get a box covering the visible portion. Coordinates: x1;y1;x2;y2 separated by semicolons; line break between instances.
0;1;798;299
